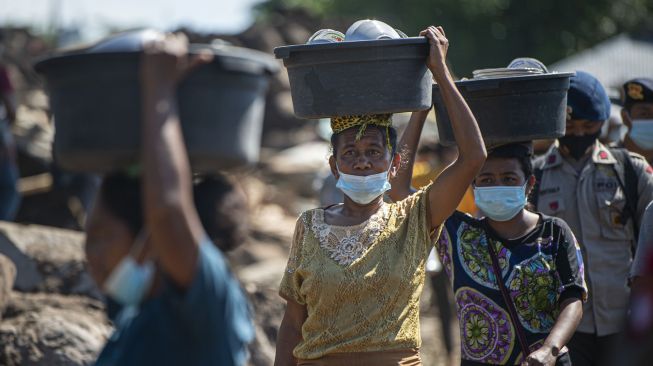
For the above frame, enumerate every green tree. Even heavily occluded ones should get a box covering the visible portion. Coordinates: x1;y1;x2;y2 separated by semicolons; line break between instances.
256;0;653;76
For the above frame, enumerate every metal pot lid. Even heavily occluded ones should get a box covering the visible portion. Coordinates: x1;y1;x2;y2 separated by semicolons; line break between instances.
345;19;402;42
472;67;546;79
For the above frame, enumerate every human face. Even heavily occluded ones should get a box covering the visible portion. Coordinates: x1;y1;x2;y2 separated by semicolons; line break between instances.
85;197;136;289
622;103;653;154
329;127;399;178
622;103;653;129
629;103;653;120
474;157;533;190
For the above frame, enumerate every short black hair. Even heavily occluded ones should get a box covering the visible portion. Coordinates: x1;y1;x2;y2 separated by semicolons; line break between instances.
330;125;398;156
99;173;143;235
98;172;247;252
486;142;533;178
193;174;248;252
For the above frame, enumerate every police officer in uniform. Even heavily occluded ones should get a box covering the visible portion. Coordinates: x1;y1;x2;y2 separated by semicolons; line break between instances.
531;71;653;366
621;77;653;164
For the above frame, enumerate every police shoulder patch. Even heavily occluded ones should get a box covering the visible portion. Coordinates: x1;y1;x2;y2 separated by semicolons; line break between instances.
628;83;645;100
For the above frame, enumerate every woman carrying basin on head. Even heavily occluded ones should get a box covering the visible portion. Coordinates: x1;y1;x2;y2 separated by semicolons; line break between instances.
274;26;487;366
388;59;587;366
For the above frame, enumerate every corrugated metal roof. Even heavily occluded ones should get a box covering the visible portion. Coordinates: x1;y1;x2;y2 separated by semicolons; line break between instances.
550;34;653;99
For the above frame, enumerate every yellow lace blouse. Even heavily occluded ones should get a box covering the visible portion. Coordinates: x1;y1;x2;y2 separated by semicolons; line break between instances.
279;186;440;360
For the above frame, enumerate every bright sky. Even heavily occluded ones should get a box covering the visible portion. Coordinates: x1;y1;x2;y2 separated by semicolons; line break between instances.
1;0;263;39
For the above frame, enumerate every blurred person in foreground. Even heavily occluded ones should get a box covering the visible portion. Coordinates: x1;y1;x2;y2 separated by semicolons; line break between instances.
621;78;653;164
530;71;653;366
102;173;250;322
0;32;20;220
85;34;253;365
274;25;487;366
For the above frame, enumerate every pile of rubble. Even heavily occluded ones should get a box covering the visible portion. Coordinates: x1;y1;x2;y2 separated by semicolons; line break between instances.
0;223;111;366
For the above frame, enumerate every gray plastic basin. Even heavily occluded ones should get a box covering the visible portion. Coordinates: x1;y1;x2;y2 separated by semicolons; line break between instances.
34;44;278;173
433;72;574;147
275;38;432;118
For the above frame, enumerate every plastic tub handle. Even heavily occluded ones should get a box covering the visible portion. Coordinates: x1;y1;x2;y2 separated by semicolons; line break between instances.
274;47;291;59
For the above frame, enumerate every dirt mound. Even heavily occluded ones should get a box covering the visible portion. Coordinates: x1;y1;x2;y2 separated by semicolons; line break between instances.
0;293;111;366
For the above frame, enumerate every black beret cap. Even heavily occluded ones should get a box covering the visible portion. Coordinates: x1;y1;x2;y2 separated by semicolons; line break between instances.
622;78;653;108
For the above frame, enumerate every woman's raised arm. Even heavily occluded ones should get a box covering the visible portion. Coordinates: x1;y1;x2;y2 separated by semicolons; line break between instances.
421;26;486;230
387;109;430;202
140;34;213;289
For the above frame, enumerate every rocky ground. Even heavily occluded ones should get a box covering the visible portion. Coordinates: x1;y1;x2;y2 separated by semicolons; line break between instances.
0;223;111;366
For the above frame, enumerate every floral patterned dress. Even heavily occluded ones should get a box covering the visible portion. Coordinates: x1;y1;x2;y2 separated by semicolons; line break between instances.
436;211;587;365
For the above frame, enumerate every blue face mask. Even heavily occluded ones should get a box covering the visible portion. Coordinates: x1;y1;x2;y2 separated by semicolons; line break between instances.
336;167;392;205
103;232;155;307
629;119;653;150
474;184;527;222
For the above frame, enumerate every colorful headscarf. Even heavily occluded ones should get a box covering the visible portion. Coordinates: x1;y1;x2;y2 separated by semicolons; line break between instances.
330;114;393;149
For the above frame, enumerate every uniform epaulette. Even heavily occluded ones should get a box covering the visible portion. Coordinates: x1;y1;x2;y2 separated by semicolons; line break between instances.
627;151;647;162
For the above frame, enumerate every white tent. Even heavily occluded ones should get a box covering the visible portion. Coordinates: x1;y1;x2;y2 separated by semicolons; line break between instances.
550;34;653;99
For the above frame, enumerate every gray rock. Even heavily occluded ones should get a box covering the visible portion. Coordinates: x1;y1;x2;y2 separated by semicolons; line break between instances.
0;254;16;319
0;292;112;366
0;222;102;300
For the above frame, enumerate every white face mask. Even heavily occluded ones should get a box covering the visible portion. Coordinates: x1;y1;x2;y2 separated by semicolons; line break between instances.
474;183;528;222
335;166;392;205
103;231;155;307
629;119;653;150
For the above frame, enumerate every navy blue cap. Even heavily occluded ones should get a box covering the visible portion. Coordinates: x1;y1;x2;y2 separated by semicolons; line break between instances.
567;71;611;122
622;78;653;108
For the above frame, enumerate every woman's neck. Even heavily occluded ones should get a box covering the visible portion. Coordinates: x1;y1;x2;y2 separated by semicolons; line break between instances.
486;209;539;241
325;195;384;226
342;195;384;218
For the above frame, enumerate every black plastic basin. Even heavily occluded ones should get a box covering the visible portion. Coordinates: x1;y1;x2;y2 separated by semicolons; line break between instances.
433;72;574;147
34;38;279;173
274;38;432;118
